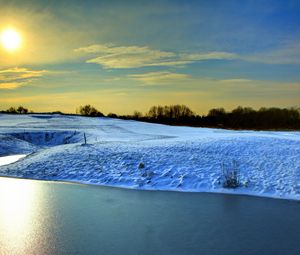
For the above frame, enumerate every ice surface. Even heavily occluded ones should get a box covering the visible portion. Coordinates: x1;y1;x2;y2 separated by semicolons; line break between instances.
0;113;299;200
0;154;26;166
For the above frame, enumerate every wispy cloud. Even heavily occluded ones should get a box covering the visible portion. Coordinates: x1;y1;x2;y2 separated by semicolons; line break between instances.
127;72;262;87
75;43;237;69
0;67;47;89
76;42;300;70
129;72;300;98
219;78;252;83
128;71;190;85
244;41;300;65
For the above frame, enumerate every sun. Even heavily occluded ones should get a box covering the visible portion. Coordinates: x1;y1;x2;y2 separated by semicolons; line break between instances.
1;28;22;52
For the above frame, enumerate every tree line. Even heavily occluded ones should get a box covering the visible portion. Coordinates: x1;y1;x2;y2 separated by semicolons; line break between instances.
1;104;300;130
115;104;300;130
0;106;31;114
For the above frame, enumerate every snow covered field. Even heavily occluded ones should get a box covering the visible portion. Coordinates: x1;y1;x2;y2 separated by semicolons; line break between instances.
0;113;299;200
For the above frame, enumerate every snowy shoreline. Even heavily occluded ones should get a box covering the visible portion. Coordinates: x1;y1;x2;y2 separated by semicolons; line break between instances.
0;113;300;201
0;174;298;202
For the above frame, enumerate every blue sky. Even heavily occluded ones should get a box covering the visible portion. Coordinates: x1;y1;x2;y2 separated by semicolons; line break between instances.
0;0;299;114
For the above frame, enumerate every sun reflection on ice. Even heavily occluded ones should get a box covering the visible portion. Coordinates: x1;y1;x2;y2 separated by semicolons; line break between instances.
0;178;42;253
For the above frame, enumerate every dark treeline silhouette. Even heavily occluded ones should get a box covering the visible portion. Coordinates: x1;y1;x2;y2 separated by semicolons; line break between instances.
1;104;300;130
147;105;194;119
0;106;31;114
116;104;300;130
204;106;300;129
0;104;104;117
0;106;65;115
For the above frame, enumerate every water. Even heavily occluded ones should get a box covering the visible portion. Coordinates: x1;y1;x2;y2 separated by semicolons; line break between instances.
0;177;300;255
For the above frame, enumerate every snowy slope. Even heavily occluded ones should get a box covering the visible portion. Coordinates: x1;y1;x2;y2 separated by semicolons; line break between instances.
0;113;299;200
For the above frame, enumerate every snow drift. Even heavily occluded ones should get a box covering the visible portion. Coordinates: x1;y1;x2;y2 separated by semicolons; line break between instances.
0;113;299;200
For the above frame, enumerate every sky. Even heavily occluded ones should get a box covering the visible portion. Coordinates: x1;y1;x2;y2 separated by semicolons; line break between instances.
0;0;300;115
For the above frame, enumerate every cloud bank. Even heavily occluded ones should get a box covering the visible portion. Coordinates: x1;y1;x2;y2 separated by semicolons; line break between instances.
0;68;47;89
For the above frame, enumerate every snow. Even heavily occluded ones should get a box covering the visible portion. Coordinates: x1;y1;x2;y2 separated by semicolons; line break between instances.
0;113;299;200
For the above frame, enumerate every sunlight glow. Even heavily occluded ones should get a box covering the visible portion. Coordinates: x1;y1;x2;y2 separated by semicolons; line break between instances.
1;28;22;52
0;178;41;252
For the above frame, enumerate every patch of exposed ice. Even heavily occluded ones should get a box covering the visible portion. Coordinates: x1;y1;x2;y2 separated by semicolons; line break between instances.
0;154;27;166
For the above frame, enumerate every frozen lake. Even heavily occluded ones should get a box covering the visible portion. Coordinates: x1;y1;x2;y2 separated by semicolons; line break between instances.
0;177;300;254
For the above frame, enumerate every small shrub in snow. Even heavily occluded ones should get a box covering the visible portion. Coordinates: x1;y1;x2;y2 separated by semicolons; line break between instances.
243;179;249;187
138;162;145;169
140;169;154;184
221;161;240;189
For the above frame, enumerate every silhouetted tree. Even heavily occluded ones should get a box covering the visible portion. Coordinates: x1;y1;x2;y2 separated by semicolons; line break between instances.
147;106;158;119
147;104;194;119
17;106;28;114
107;113;118;118
6;107;17;113
207;108;226;126
77;105;104;117
133;111;143;118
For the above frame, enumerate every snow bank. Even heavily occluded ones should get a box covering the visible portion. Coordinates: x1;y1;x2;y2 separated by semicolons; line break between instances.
8;130;82;146
0;113;299;200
